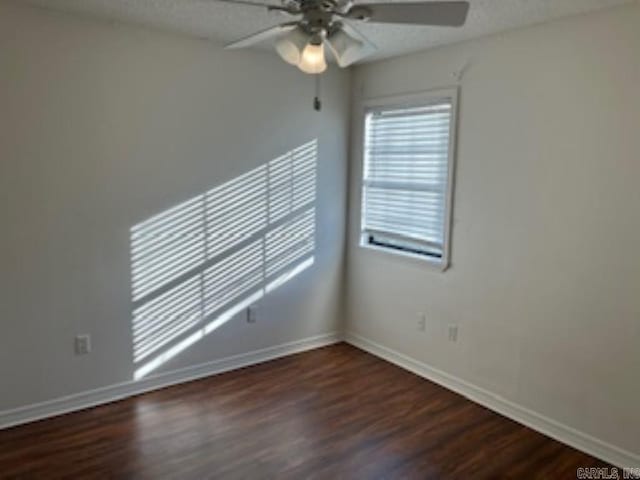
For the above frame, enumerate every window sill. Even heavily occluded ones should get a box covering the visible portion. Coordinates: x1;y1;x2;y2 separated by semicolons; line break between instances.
358;242;450;272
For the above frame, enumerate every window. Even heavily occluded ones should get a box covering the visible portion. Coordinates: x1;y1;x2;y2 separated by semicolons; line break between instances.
360;89;457;267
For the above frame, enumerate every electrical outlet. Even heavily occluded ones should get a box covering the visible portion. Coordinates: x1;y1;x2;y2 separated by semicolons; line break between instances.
75;334;91;355
417;313;427;332
448;325;458;342
247;305;258;324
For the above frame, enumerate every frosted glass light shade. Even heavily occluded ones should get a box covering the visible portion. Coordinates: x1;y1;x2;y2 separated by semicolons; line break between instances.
297;42;327;74
275;27;309;65
326;29;364;68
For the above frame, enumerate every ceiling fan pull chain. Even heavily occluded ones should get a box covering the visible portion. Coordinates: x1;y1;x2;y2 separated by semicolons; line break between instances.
314;74;322;112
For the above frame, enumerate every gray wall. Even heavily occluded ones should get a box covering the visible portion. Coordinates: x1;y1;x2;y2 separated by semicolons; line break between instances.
2;0;639;462
346;4;640;456
0;2;350;410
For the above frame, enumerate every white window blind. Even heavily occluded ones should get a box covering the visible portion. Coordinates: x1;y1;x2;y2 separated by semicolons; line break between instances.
361;96;455;262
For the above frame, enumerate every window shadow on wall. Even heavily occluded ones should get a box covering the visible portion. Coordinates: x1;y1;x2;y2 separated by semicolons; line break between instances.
129;140;318;379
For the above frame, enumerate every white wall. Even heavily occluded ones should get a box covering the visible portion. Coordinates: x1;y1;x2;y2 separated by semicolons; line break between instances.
0;2;350;411
346;3;639;457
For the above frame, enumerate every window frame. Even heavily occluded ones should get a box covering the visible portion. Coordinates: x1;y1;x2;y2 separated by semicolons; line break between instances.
358;87;459;271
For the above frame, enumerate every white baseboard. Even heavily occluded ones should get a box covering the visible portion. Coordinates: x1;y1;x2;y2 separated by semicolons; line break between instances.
0;332;341;431
4;331;636;469
345;332;640;469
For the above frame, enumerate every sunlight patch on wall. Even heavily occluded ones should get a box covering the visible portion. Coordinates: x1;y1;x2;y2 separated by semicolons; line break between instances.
129;140;318;380
130;196;206;302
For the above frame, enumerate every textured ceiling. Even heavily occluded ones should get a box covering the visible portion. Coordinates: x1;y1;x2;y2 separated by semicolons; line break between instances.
19;0;635;62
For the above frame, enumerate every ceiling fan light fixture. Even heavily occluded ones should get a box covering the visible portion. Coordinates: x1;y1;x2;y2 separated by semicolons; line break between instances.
275;26;308;65
297;41;327;74
223;0;470;78
326;29;364;68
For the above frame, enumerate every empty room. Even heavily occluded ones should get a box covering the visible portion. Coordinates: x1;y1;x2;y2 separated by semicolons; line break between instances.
0;0;638;478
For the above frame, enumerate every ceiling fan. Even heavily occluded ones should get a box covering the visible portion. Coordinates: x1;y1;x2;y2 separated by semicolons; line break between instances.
219;0;470;74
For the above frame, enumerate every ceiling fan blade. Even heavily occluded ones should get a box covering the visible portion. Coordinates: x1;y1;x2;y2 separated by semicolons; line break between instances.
341;20;377;51
212;0;293;11
349;1;470;26
225;23;296;49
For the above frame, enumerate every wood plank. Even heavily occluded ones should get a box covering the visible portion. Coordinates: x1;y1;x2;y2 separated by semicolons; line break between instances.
0;343;610;478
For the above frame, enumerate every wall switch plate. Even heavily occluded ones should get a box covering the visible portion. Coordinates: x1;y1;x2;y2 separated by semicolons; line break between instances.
448;325;458;342
247;305;258;324
75;334;91;355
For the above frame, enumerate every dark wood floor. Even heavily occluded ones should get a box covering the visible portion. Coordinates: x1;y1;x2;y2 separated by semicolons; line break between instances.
0;343;609;479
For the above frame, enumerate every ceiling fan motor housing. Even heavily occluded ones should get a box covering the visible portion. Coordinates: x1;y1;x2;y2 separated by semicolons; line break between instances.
299;1;335;35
